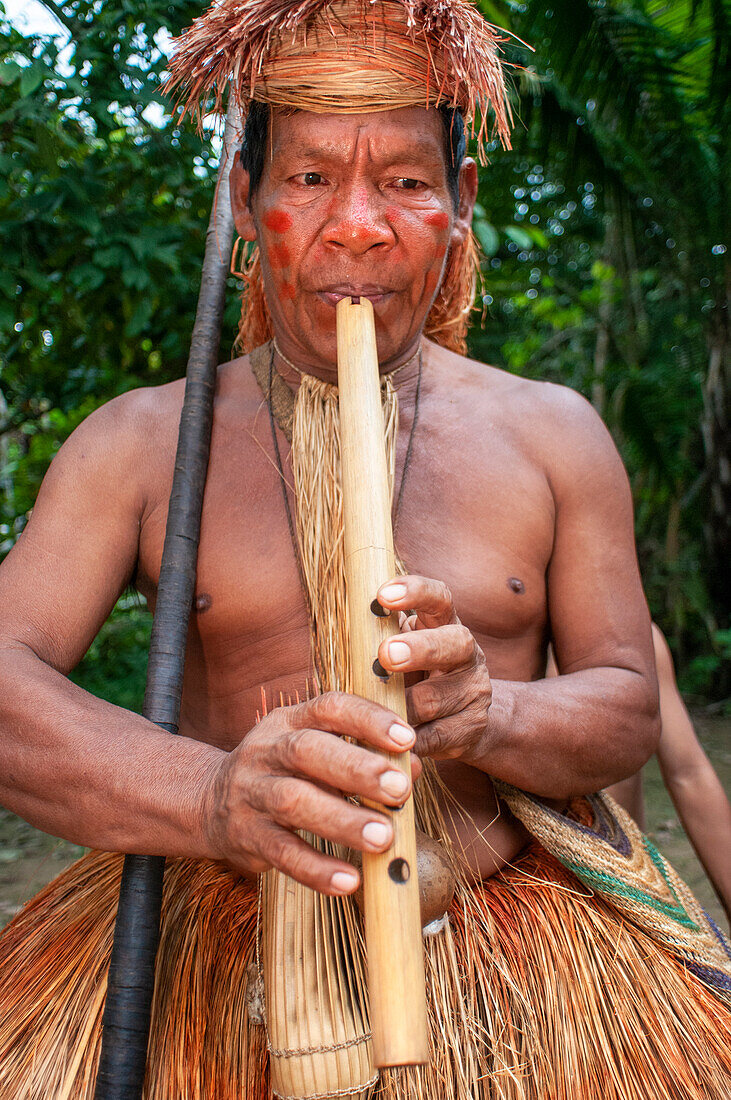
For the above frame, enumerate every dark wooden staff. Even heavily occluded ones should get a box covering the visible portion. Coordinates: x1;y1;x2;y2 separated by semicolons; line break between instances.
93;99;239;1100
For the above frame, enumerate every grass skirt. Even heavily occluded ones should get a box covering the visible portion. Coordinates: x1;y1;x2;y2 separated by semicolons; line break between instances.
0;843;729;1099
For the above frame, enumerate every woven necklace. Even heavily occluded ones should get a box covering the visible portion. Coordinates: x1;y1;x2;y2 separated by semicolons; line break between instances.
272;335;422;388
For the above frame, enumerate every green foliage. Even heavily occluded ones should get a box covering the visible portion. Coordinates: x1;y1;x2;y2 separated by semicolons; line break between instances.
69;596;152;713
0;0;242;531
680;629;731;703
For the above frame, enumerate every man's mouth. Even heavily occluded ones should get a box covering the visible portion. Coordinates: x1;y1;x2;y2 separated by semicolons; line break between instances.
317;284;394;307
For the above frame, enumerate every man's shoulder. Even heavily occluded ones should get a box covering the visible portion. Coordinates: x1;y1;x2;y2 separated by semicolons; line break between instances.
74;377;186;444
436;345;603;436
101;376;188;430
43;379;189;507
66;351;261;449
67;351;280;474
434;346;624;490
92;351;261;427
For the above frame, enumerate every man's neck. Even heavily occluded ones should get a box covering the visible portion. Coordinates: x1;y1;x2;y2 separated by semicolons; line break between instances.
271;333;424;390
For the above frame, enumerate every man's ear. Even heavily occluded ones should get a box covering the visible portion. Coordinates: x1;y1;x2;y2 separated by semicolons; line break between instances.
450;157;478;247
229;156;257;241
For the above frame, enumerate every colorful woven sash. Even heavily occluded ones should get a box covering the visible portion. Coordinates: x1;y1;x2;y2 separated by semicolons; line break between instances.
497;782;731;1007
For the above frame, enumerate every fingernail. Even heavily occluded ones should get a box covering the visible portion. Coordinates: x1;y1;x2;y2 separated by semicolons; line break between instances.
389;722;414;747
380;770;409;798
388;640;410;666
331;870;359;893
362;821;390;848
379;583;407;603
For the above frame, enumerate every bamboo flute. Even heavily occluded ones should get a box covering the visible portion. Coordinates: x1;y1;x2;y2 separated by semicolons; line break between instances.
336;296;429;1067
93;99;240;1100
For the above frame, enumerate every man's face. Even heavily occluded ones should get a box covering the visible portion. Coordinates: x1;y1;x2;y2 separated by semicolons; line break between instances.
231;106;477;374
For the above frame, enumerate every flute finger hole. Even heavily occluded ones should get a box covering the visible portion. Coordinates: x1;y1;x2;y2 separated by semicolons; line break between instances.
370;598;390;618
388;857;410;883
372;657;390;680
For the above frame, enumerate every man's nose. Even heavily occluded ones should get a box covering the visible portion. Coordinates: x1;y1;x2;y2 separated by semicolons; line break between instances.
323;184;395;255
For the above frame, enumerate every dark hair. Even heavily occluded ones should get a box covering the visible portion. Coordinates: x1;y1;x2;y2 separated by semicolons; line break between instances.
240;101;465;211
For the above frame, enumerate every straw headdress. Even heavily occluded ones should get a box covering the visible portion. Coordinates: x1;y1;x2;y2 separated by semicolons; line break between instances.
166;0;513;153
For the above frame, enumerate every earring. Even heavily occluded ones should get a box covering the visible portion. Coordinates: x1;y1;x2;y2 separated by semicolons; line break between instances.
230;235;249;279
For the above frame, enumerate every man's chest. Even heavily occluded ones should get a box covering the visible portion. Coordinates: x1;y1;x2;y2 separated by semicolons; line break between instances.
395;421;554;649
135;395;555;694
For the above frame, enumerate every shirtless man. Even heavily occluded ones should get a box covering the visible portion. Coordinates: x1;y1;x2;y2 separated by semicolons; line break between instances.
0;104;659;898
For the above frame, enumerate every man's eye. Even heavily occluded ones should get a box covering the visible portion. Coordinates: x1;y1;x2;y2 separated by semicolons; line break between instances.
301;172;325;186
394;178;423;191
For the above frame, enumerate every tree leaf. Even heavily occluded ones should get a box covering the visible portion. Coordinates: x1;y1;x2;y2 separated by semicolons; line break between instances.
0;60;21;86
504;226;534;250
474;218;500;256
19;64;44;99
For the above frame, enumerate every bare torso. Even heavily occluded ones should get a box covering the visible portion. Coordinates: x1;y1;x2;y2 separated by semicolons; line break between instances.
0;104;657;895
134;340;554;876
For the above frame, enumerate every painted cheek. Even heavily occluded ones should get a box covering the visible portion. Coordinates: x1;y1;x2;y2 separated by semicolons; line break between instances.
280;281;296;300
269;242;291;269
263;209;293;233
434;243;447;260
425;211;450;231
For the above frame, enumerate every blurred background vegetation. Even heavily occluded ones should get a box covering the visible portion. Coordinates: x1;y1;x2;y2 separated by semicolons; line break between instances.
0;0;729;709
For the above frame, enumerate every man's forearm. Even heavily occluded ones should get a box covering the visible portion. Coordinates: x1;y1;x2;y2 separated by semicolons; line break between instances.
468;668;659;799
0;644;223;857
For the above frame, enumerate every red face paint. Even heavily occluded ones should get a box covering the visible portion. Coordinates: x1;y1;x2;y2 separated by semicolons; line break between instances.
425;211;449;230
263;209;293;233
434;243;447;260
385;205;401;222
269;242;291;269
280;281;296;300
424;270;439;294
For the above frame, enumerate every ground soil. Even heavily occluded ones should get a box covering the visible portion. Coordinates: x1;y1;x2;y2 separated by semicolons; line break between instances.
1;715;729;931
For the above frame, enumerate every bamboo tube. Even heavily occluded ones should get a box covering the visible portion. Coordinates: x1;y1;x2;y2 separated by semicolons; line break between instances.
261;863;375;1099
93;99;240;1100
336;296;429;1067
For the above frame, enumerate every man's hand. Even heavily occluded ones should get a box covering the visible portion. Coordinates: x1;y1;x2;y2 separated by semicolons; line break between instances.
375;575;492;763
201;692;418;896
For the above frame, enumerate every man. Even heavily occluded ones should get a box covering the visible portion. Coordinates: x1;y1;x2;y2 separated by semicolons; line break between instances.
0;1;729;1097
0;101;656;884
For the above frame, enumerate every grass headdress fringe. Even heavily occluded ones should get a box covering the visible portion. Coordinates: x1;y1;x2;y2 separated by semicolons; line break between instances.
236;245;274;356
1;845;731;1098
